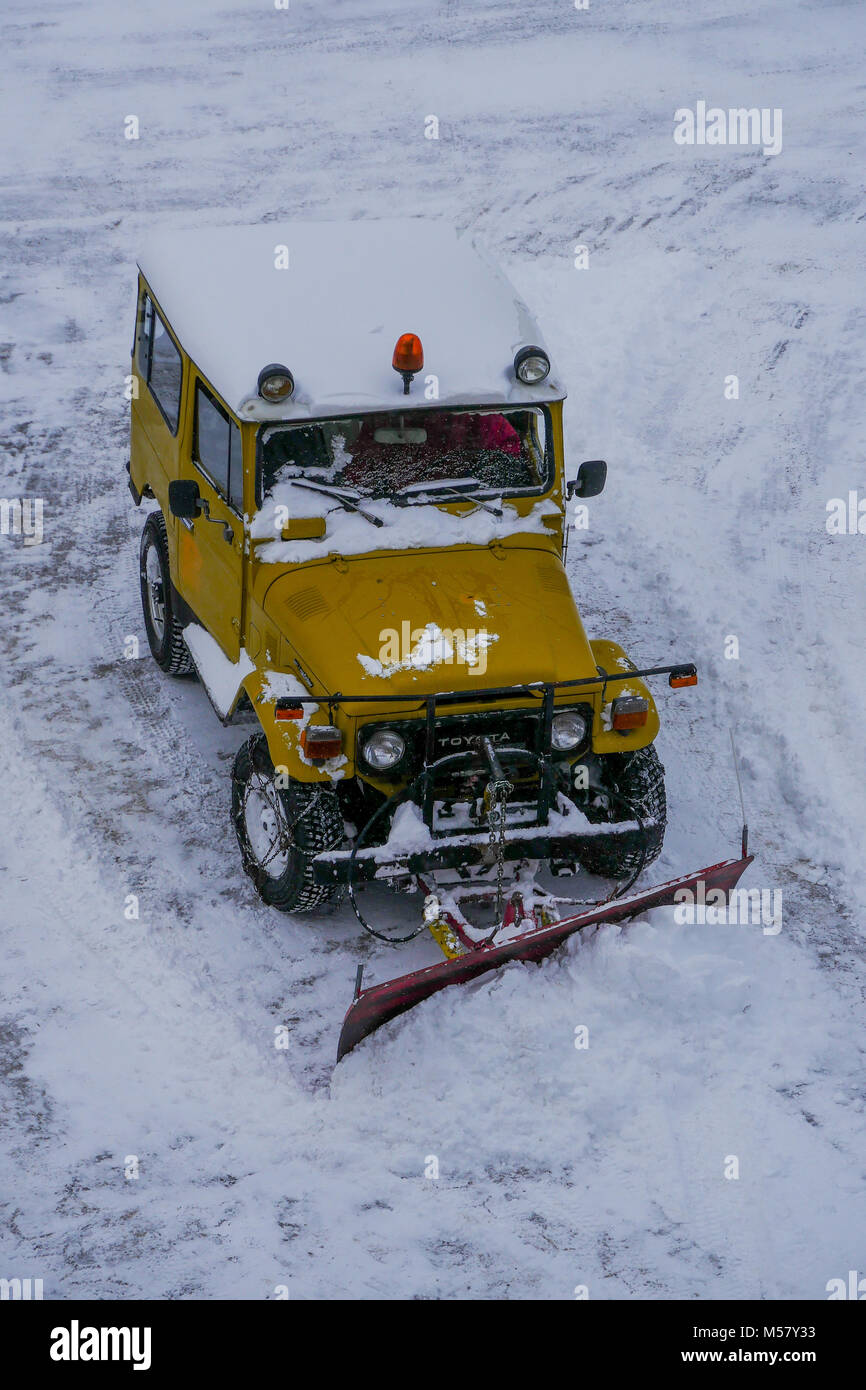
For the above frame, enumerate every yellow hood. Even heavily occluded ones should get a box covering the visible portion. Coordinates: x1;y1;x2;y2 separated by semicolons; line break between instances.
263;544;597;699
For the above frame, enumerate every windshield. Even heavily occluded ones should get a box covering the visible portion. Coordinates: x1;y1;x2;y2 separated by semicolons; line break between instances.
258;407;552;505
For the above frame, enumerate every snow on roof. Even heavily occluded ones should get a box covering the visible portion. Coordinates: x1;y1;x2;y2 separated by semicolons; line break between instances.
136;221;565;422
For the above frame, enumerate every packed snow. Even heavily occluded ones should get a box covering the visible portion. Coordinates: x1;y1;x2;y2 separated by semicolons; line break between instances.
1;0;864;1301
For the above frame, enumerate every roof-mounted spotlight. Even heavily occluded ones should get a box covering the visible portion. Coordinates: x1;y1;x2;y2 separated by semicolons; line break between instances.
513;344;550;385
392;333;424;395
257;362;295;403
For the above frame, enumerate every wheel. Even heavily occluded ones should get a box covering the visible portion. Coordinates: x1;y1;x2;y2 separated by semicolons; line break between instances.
572;744;666;879
231;732;345;913
139;512;194;675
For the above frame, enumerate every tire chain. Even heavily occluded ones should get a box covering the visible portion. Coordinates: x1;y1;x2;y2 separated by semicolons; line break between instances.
235;768;322;876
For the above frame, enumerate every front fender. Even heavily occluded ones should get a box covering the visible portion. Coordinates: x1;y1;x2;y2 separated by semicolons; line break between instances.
589;639;660;754
240;668;354;785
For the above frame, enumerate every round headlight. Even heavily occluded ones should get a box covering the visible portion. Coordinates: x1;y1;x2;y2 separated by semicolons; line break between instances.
361;727;406;771
551;710;588;752
514;345;550;385
257;363;295;402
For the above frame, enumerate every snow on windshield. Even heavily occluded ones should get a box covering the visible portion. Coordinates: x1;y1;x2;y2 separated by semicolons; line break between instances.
259;407;550;501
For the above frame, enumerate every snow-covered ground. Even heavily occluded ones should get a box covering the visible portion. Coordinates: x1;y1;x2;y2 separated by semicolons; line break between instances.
1;0;864;1299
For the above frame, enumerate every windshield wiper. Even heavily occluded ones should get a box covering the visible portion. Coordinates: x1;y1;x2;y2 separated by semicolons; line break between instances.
399;478;503;518
287;478;384;528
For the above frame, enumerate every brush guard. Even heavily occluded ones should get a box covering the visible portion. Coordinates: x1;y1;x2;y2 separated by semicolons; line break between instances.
315;739;652;942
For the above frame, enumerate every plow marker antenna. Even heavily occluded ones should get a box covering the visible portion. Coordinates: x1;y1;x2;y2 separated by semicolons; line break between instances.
729;728;749;858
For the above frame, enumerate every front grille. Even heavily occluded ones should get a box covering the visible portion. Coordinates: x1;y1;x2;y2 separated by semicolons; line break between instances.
426;710;540;761
359;709;539;775
356;703;593;785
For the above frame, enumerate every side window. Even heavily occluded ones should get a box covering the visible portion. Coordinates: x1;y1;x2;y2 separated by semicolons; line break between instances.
194;383;244;514
148;309;183;433
136;293;153;375
195;386;230;496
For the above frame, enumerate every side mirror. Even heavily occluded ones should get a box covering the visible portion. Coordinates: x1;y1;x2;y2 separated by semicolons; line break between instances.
168;479;203;519
567;459;607;500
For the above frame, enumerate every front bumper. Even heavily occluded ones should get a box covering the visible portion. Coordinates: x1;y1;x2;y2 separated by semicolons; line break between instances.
282;665;692;887
313;815;644;885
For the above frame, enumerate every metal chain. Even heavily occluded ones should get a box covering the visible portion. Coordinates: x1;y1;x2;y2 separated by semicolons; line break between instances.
486;777;512;919
239;771;322;873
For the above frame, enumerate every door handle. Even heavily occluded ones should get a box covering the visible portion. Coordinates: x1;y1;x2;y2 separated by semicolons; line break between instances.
200;511;234;544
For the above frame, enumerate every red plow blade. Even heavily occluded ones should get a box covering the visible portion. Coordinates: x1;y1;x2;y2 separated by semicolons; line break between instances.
337;854;753;1061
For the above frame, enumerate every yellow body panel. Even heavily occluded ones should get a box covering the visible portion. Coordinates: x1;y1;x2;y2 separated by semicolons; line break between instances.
129;285;659;789
130;275;248;661
259;539;593;705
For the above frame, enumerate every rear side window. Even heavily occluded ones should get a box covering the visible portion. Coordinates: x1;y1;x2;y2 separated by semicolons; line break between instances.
138;292;182;434
194;382;244;514
137;295;153;374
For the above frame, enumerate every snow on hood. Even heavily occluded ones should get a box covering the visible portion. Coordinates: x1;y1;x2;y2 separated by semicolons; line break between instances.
262;543;596;700
356;622;498;679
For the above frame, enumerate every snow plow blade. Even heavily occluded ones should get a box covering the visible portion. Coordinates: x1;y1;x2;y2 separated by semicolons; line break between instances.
337;855;753;1061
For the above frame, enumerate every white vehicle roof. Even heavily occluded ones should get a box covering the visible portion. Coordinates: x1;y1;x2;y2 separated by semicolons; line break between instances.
136;220;564;422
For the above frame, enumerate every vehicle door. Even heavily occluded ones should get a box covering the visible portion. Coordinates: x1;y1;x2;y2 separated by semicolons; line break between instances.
176;375;245;661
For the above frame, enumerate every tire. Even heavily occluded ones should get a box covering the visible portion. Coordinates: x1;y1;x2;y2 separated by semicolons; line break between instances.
573;744;667;880
231;732;345;913
139;512;194;675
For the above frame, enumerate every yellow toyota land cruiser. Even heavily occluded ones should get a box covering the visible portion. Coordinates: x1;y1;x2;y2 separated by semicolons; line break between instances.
128;221;696;921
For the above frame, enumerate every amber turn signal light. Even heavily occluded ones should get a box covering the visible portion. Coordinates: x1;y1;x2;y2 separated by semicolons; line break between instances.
669;665;698;689
274;702;304;721
300;725;343;760
611;696;649;731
